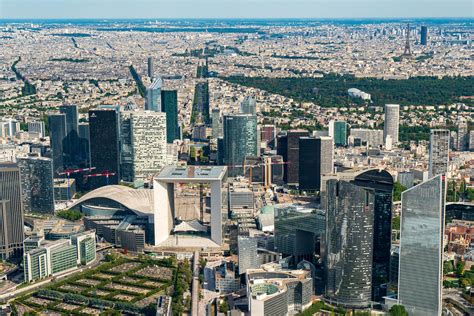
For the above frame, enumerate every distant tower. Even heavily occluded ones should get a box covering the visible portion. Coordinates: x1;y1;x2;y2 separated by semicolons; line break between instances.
420;26;428;45
147;57;153;78
403;23;412;56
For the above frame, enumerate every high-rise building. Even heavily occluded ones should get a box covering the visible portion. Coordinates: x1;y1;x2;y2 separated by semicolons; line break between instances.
285;130;309;185
48;114;67;174
398;175;445;316
78;123;90;167
119;111;134;182
59;104;80;167
329;120;348;146
350;128;384;148
261;124;277;149
0;162;24;260
28;121;45;138
89;108;120;188
420;25;428;45
237;236;259;275
145;78;163;112
18;156;54;214
130;111;167;181
457;121;469;151
325;177;374;308
211;108;222;139
299;136;333;191
223;114;258;177
240;96;257;115
429;129;450;178
147;56;153;78
161;90;180;144
384;104;400;146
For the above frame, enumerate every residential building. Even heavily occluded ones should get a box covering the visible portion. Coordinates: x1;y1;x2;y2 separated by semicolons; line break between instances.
384;104;400;146
429;129;450;178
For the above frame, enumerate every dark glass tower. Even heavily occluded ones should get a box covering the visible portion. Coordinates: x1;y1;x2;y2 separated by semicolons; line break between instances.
325;178;374;308
59;104;80;167
299;137;333;191
161;90;180;144
18;156;55;214
352;169;394;301
0;162;24;260
285;130;309;186
48;113;67;174
88;109;120;188
223;114;258;177
420;26;428;45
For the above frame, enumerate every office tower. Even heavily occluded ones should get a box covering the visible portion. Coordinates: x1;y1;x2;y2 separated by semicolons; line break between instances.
78;123;90;167
48;114;67;174
0;162;24;260
223;114;258;177
352;170;394;301
161;90;180;144
237;236;259;275
429;129;450;178
59;104;80;167
88;109;120;188
350;128;384;148
383;104;400;146
332;121;348;146
147;56;153;78
299;137;333;191
211;108;222;139
28;121;45;138
398;171;414;188
274;205;325;262
457;121;468;151
0;118;20;138
145;78;163;112
285;130;309;185
398;175;445;316
130;111;167;181
261;124;277;149
119;111;133;182
240;96;257;115
18;156;54;214
325;178;374;308
420;26;428;45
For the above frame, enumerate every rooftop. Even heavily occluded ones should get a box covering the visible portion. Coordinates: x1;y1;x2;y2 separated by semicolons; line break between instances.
157;165;227;182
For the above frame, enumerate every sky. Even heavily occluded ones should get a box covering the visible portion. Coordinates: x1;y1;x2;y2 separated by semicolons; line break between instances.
0;0;473;19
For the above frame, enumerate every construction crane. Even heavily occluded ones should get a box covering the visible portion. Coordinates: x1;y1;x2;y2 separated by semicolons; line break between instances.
84;171;117;186
58;167;96;201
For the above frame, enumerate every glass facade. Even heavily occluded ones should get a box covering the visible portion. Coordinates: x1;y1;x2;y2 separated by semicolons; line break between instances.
299;137;333;191
80;237;96;265
161;90;180;144
398;175;444;316
145;78;162;112
51;244;77;274
325;179;374;308
223;114;258;177
334;121;348;146
18;157;55;214
48;114;67;174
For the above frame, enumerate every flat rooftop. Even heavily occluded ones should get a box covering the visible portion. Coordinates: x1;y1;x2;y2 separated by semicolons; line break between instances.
157;165;227;182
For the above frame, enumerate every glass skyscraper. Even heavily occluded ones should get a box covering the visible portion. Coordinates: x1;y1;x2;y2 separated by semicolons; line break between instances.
161;90;179;144
299;136;333;191
223;114;258;177
48;113;67;174
334;121;348;146
145;78;163;112
88;108;120;188
59;104;80;167
325;178;374;308
240;96;257;115
398;175;444;316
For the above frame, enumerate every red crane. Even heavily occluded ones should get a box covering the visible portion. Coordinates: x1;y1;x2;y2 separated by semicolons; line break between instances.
58;167;96;201
84;171;117;186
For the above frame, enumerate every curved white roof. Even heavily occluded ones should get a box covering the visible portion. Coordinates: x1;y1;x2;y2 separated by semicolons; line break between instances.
69;185;154;215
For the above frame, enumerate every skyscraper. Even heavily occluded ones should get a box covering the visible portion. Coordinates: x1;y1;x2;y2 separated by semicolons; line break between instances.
88;108;120;188
78;123;90;167
383;104;399;147
420;25;428;45
457;121;469;151
145;78;163;112
299;136;333;191
211;108;222;139
237;236;259;275
130;111;167;181
223;114;258;177
261;124;277;149
48;113;67;174
240;96;257;115
325;178;374;308
18;156;54;214
59;104;80;167
398;175;445;316
147;56;153;78
285;130;309;186
332;121;348;147
161;90;180;144
0;162;24;260
28;121;45;138
429;129;450;178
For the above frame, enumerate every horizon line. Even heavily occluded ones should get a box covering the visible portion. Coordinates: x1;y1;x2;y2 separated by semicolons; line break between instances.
1;16;473;20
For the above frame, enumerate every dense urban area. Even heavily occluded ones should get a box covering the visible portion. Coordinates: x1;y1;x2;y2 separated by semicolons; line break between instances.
0;17;473;316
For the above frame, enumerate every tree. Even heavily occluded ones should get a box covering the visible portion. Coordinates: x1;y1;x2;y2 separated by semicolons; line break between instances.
444;261;454;275
56;209;83;221
390;304;408;316
456;261;465;277
392;215;401;231
219;297;230;314
393;182;407;202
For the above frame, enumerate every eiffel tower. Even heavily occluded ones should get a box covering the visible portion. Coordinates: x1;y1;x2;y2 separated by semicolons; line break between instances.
403;23;412;56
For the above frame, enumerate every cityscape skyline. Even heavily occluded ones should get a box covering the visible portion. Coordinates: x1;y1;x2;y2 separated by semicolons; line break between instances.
1;0;473;19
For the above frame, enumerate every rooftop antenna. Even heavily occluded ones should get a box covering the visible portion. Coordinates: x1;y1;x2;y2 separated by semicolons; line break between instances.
403;23;412;57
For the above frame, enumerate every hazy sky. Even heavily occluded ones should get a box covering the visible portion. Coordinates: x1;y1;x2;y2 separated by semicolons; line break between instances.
0;0;473;19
